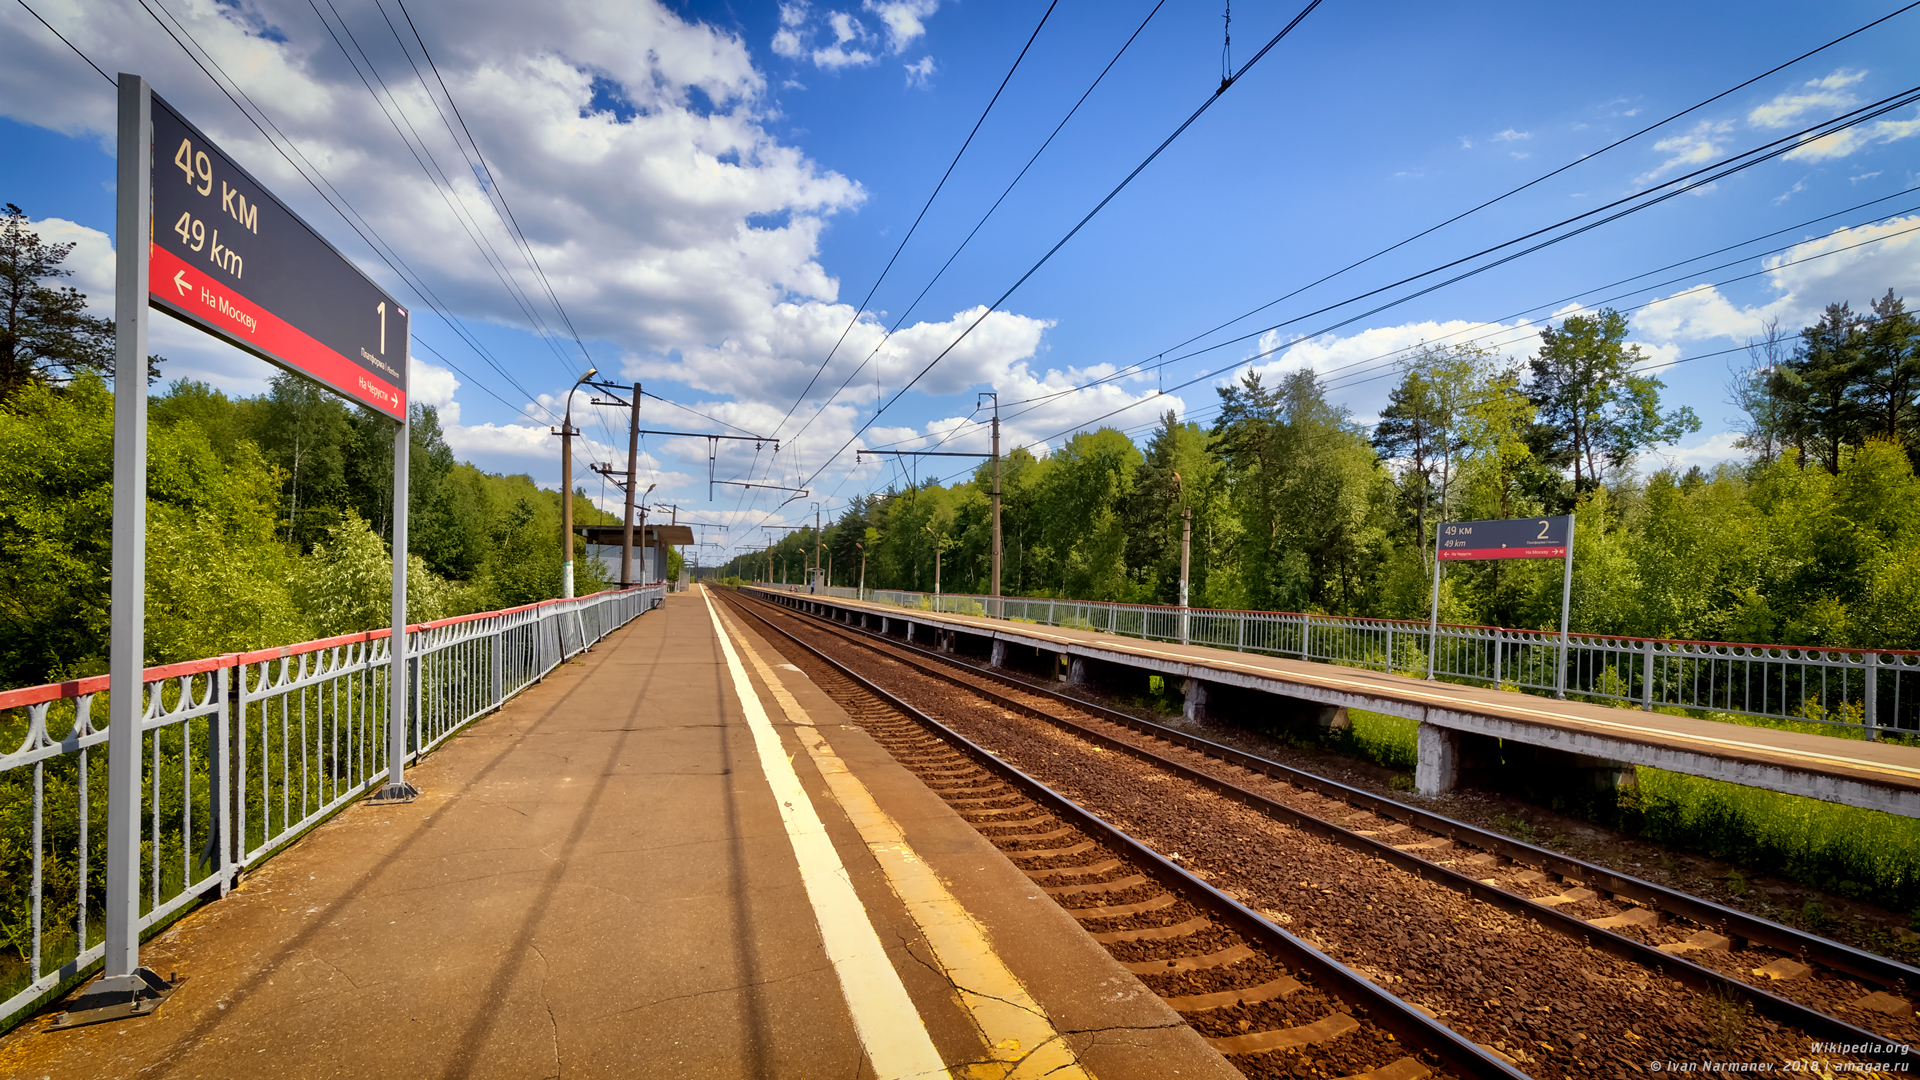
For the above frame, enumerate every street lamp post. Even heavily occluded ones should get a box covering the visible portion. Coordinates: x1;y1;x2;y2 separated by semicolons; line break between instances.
557;366;596;598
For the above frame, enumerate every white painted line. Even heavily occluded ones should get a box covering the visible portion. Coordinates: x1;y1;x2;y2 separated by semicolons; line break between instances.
713;601;1092;1080
700;587;950;1080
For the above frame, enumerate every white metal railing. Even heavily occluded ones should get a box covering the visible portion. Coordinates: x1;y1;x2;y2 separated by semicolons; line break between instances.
0;583;664;1029
764;582;1920;741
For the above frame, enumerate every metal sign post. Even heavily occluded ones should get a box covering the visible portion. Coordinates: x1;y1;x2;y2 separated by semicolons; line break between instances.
1425;515;1573;683
73;75;416;1026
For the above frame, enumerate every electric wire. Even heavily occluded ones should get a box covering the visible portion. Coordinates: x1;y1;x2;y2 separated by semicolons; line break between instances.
767;0;1063;441
777;0;1169;450
799;0;1326;492
13;0;112;84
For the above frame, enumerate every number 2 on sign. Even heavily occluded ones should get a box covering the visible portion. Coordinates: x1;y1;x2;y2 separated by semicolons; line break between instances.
1536;519;1551;540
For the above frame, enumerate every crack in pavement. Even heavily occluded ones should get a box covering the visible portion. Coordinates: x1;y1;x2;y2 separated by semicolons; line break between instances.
528;939;562;1079
583;963;836;1024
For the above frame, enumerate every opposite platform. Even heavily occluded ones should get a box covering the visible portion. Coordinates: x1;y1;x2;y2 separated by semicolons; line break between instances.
747;586;1920;818
0;587;1234;1080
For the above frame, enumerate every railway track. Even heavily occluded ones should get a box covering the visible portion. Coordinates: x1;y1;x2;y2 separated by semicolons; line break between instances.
716;588;1516;1080
726;587;1919;1078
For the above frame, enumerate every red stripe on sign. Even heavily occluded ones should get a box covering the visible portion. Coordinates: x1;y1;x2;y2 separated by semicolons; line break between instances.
1439;546;1567;560
149;245;405;420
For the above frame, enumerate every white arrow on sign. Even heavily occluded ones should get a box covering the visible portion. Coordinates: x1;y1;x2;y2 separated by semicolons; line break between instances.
172;271;191;297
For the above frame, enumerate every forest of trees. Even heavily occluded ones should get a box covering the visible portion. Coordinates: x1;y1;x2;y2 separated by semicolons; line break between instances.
1;203;636;693
731;296;1920;653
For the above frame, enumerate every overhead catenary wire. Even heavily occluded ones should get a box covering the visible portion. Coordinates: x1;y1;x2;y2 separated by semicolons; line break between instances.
766;0;1063;442
980;83;1920;439
777;0;1170;451
988;1;1920;420
14;0;112;84
798;0;1327;494
129;0;620;483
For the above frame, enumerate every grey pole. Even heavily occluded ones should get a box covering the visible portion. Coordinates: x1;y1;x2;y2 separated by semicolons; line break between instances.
558;367;596;598
62;72;179;1026
104;72;153;990
1425;521;1444;680
1180;503;1192;646
376;413;417;800
1555;512;1576;699
991;410;1001;617
621;382;639;587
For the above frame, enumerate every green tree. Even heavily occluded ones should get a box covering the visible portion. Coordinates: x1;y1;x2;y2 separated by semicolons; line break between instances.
1;203;111;400
1527;308;1699;492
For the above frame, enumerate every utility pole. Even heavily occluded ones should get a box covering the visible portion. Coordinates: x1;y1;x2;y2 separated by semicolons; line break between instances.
856;541;866;599
1181;503;1193;646
556;367;597;598
622;383;639;586
813;502;822;592
980;392;1001;619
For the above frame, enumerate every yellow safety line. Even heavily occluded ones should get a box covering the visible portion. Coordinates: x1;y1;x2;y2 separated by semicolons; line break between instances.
701;588;951;1080
715;598;1093;1080
828;595;1920;787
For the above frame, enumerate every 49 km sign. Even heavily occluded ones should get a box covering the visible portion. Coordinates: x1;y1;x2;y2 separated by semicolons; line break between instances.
148;93;408;418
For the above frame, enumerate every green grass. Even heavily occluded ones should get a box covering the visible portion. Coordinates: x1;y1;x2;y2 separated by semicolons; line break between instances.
1340;709;1420;770
1625;767;1920;910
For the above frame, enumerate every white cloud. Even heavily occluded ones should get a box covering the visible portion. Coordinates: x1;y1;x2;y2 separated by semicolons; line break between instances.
22;215;115;312
1783;107;1920;163
1493;128;1531;142
1633;215;1920;347
773;2;941;72
1748;69;1864;129
1641;430;1746;474
864;0;941;53
1772;178;1807;205
1636;120;1732;185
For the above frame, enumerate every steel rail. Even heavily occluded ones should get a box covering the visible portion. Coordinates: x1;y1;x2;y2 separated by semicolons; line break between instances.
788;595;1920;993
745;589;1919;1066
720;589;1533;1080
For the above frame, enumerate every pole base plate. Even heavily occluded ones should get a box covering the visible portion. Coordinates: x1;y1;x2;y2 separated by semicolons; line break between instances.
367;780;419;804
48;968;180;1030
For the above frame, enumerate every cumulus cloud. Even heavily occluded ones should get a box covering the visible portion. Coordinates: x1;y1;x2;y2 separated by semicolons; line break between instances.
1748;69;1865;129
772;0;941;72
1636;120;1732;185
1633;215;1920;347
1783;107;1920;163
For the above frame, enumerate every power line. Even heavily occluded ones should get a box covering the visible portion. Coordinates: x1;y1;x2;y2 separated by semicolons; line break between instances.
768;0;1063;441
14;0;112;84
800;0;1327;492
778;0;1170;449
986;83;1920;434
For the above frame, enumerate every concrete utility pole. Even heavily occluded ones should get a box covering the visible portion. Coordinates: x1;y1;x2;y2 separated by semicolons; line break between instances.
1180;501;1192;646
813;503;823;590
621;382;639;587
557;366;596;598
856;541;866;598
981;392;1001;618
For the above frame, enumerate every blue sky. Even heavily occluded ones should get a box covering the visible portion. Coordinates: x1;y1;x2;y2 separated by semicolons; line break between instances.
5;0;1918;565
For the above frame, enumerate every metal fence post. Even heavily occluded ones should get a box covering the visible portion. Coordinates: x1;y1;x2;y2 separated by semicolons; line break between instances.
492;619;505;707
1642;638;1656;711
1865;651;1880;740
212;665;233;894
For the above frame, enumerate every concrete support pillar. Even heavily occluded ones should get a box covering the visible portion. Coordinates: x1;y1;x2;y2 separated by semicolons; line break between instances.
906;621;915;643
1182;677;1209;722
1416;722;1460;796
1068;656;1088;686
881;617;890;635
1055;653;1070;682
990;640;1006;668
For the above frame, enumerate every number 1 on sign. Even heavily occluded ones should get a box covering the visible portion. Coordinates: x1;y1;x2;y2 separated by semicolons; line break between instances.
377;301;385;354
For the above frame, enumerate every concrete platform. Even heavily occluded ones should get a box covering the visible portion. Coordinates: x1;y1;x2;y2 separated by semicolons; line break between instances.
0;588;1234;1080
749;587;1920;819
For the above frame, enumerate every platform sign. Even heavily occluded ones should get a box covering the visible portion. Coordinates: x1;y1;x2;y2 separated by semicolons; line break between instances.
1426;514;1576;692
148;92;408;419
1436;516;1571;561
